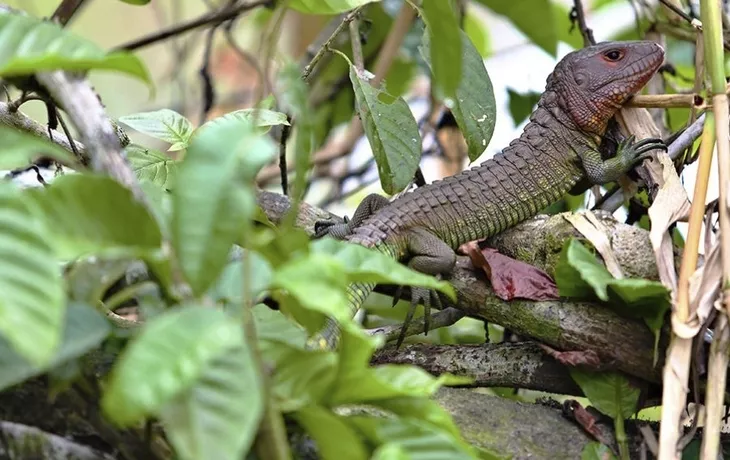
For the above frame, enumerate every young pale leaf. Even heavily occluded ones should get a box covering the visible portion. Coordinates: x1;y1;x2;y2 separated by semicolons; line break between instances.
221;108;290;132
102;305;244;426
0;182;64;367
569;369;640;420
289;0;378;14
422;32;497;161
463;9;491;58
473;0;558;56
311;238;455;299
126;144;178;190
373;444;409;460
0;12;150;83
349;65;421;194
420;2;461;99
0;303;110;391
26;174;162;260
119;110;193;151
294;405;369;460
348;415;478;460
172;115;275;295
159;344;263;460
0;125;77;169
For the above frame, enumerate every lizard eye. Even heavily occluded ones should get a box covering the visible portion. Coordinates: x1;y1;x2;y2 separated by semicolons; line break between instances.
603;49;624;62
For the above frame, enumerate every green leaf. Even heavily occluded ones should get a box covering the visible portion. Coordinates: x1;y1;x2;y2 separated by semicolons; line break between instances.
422;32;497;161
348;415;478;460
373;443;409;460
126;144;178;190
0;182;65;366
172;114;275;295
102;305;244;426
311;238;455;299
0;125;77;169
420;1;461;98
582;441;617;460
349;65;421;194
26;174;162;260
463;9;491;58
383;57;416;97
119;110;193;151
372;397;462;439
294;405;369;460
0;12;150;83
288;0;379;14
210;253;273;308
507;88;541;126
223;108;290;132
555;239;671;336
569;369;640;420
328;325;468;406
0;303;110;391
474;0;558;56
159;344;263;460
252;304;307;349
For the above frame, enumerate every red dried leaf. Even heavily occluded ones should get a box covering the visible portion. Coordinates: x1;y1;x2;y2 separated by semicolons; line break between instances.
540;344;602;368
463;244;559;301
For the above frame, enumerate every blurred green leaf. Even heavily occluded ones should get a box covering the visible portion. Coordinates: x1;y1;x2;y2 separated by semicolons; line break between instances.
27;174;162;260
0;182;65;366
159;344;263;460
582;441;617;460
0;125;77;169
289;0;379;14
294;405;369;460
0;303;110;391
102;306;244;426
507;88;541;126
172;114;275;295
474;0;557;56
464;8;492;57
0;12;150;83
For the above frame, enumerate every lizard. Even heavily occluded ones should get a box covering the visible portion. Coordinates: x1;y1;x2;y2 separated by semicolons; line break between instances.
308;40;666;350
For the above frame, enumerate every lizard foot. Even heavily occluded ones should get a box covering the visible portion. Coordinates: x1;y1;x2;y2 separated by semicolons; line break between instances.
619;135;667;165
391;280;444;349
314;216;350;239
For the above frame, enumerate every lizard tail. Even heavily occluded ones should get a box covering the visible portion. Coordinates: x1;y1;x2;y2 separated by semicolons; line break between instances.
305;241;397;350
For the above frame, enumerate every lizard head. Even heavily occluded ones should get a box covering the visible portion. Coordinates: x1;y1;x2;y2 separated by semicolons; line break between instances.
550;40;664;134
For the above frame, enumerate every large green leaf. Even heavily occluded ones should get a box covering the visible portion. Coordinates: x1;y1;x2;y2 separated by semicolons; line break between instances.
294;405;369;460
288;0;379;14
582;442;617;460
420;2;461;99
311;238;455;299
0;302;110;391
159;344;263;460
422;32;497;161
554;239;671;337
26;174;162;260
102;306;244;425
119;110;193;151
0;125;77;169
348;415;478;460
0;182;65;366
569;369;640;420
0;12;150;82
172;114;275;295
474;0;558;56
126;144;178;190
349;65;421;194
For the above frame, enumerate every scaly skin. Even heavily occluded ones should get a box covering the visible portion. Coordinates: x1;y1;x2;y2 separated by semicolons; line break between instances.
308;40;666;350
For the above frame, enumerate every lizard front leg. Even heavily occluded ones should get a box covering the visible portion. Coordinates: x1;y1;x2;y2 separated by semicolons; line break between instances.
314;193;390;239
578;136;666;185
393;227;456;347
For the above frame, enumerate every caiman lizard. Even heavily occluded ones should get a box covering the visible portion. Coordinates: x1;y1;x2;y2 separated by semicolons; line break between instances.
310;40;666;349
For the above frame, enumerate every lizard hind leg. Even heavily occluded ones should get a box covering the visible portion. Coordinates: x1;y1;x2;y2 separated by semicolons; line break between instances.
393;227;456;348
314;193;391;239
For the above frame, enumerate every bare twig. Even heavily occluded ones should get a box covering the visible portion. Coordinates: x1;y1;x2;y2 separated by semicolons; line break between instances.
51;0;89;25
571;0;596;46
302;7;365;82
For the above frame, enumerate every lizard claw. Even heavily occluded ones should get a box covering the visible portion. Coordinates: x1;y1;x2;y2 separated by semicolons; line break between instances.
394;279;444;349
314;215;350;239
617;136;666;168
